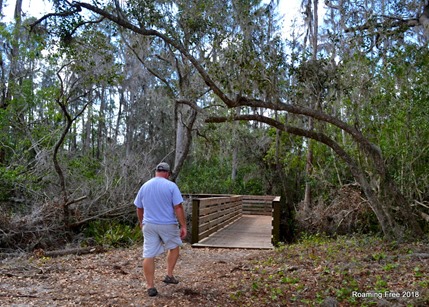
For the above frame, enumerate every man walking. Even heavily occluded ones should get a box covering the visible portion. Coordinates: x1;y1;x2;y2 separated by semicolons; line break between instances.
134;162;187;297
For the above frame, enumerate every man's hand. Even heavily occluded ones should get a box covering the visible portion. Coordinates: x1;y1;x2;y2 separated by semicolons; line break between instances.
136;207;144;229
180;226;187;239
174;203;187;240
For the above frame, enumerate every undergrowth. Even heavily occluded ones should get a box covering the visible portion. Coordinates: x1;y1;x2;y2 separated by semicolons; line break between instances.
83;220;142;248
229;234;429;306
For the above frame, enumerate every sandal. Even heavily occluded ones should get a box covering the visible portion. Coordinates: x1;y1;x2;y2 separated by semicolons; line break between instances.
163;275;179;284
147;287;158;297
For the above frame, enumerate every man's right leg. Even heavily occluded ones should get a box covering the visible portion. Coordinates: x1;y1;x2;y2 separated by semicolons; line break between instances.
142;223;163;296
143;257;155;288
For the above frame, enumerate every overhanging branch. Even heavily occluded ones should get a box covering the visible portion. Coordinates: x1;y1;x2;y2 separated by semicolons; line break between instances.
206;113;363;178
234;96;384;171
70;1;235;107
345;17;419;34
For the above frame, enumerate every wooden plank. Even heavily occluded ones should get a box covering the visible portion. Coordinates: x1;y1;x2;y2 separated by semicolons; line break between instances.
200;209;240;225
200;201;241;216
243;206;271;211
199;196;242;207
242;195;275;216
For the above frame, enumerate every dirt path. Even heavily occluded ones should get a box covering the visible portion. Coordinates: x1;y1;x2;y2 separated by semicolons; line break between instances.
0;244;273;306
2;237;428;306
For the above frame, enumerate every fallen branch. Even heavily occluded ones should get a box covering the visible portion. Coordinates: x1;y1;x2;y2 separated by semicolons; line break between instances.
414;200;429;210
419;211;429;223
35;246;105;258
0;294;38;298
335;200;364;230
65;195;88;207
401;253;429;259
68;204;134;228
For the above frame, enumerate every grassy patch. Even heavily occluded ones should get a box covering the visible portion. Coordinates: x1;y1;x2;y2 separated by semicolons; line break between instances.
229;235;429;305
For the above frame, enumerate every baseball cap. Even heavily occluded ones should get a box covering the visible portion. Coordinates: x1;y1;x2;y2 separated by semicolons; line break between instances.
156;162;170;172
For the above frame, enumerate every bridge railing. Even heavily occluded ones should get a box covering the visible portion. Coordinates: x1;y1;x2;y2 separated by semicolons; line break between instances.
242;195;276;215
191;195;242;244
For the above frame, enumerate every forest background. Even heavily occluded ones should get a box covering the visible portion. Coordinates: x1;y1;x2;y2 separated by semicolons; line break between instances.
0;0;428;252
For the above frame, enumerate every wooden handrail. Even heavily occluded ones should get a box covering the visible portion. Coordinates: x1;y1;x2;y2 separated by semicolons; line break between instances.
242;195;276;215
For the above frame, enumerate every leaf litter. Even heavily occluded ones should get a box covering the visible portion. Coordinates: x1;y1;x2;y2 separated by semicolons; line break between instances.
0;235;428;306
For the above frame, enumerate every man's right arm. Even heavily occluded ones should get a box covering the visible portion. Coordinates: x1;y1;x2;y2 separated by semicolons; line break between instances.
174;204;187;239
136;207;144;228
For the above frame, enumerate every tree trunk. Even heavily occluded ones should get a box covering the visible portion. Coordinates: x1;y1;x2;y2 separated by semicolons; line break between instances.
231;107;240;182
0;0;5;108
0;0;22;163
53;99;73;227
303;122;313;211
3;0;22;107
172;102;196;181
302;0;319;212
96;88;106;160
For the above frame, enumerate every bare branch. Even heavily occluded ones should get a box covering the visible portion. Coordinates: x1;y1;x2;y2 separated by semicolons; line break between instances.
31;6;81;31
70;1;235;106
345;17;419;34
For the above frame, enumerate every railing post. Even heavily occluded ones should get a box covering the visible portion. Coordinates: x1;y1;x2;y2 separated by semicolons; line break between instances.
191;198;200;244
272;196;281;246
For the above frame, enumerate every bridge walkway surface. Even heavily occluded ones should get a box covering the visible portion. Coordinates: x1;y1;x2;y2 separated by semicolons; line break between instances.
191;215;273;249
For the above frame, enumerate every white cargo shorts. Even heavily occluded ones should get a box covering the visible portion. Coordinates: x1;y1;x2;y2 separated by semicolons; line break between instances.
142;223;182;258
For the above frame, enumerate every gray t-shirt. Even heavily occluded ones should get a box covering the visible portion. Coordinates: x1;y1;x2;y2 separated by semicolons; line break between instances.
134;177;183;225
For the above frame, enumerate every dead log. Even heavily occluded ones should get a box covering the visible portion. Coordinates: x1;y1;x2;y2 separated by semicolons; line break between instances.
34;246;105;258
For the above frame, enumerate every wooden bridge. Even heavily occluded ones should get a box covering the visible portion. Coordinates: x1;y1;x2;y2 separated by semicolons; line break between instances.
188;195;281;249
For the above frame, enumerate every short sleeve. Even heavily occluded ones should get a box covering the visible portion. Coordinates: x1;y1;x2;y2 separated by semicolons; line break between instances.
172;184;183;206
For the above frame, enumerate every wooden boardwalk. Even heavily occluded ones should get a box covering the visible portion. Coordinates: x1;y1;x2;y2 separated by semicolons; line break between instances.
191;215;273;249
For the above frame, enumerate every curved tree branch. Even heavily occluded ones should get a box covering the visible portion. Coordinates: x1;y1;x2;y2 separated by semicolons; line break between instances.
70;1;234;107
31;5;82;31
344;17;419;34
206;113;362;178
228;96;385;175
340;3;427;34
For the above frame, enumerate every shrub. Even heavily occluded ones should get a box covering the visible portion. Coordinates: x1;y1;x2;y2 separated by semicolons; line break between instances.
84;220;142;247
